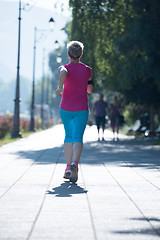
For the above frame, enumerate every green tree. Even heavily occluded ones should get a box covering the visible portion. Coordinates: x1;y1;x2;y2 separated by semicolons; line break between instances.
69;0;160;131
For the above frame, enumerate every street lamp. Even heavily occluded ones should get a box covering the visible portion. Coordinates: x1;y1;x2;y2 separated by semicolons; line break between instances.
29;18;55;131
46;43;60;107
29;26;37;132
49;18;55;30
41;48;45;129
56;55;62;64
54;40;59;50
11;0;33;138
41;40;61;129
11;0;22;138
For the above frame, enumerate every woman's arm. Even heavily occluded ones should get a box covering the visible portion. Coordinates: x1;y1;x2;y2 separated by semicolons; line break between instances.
87;76;93;94
56;66;68;97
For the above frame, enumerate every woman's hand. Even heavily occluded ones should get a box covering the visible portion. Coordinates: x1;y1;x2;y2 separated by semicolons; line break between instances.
56;88;62;97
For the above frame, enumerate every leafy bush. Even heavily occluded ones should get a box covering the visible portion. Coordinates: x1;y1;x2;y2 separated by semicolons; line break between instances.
0;119;12;138
0;115;52;139
123;103;147;126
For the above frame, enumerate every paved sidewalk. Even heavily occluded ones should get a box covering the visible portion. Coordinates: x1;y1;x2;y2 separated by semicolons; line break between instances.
0;124;160;240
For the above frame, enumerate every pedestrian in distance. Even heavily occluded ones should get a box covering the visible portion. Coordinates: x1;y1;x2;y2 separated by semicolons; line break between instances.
56;41;93;183
110;96;121;141
93;94;108;141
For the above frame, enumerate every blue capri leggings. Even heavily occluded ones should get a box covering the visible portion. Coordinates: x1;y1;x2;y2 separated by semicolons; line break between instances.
60;108;89;144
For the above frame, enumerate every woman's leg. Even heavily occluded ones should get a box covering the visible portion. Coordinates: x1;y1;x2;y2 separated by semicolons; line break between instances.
115;118;119;139
64;142;73;165
116;126;119;139
96;117;100;140
60;108;73;168
72;111;88;162
102;117;105;140
111;121;115;139
72;142;83;163
69;111;88;183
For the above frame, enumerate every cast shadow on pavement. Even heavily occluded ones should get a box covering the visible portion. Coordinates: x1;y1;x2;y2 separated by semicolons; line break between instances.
46;181;87;197
82;138;160;170
14;138;160;171
112;217;160;237
130;217;160;222
14;146;63;165
112;228;160;237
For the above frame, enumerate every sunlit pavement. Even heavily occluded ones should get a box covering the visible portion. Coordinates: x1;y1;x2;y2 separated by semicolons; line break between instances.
0;124;160;240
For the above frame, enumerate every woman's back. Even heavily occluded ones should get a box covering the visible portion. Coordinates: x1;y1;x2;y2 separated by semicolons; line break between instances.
60;62;92;111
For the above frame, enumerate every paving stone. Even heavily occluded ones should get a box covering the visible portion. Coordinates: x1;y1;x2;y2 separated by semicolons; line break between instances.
0;124;160;240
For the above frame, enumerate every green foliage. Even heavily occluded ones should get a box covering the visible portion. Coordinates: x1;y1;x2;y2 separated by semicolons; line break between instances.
0;121;12;139
123;103;147;126
69;0;160;110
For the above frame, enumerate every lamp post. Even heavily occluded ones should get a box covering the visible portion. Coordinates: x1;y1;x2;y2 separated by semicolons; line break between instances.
41;48;45;129
46;40;60;106
29;18;55;131
29;26;37;131
40;40;60;129
54;40;59;50
56;55;62;64
11;0;33;138
11;0;22;138
46;73;50;106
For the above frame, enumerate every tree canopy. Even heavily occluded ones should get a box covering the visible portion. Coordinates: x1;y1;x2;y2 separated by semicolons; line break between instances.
69;0;160;109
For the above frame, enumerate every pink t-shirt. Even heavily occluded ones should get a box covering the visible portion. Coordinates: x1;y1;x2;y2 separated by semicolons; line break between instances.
60;62;92;111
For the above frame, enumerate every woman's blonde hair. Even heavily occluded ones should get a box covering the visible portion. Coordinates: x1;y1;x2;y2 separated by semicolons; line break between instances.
67;41;84;59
